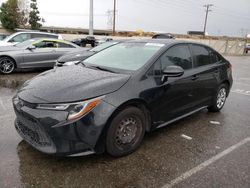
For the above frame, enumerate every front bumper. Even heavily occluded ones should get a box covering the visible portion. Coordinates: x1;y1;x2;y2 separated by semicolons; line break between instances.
13;97;115;156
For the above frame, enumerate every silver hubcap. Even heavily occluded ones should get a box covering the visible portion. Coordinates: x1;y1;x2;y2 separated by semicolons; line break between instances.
217;88;227;109
0;58;14;74
115;117;138;146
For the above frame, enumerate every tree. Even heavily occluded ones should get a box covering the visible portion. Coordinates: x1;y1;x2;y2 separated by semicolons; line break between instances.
0;0;20;30
29;0;42;29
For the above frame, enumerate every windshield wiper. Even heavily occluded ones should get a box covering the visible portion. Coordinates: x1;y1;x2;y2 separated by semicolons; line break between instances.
88;65;115;73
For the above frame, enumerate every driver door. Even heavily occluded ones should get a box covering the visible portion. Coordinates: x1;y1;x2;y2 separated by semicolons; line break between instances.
22;40;59;68
142;44;198;126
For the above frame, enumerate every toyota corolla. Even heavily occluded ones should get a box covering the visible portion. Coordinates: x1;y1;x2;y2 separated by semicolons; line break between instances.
13;40;233;157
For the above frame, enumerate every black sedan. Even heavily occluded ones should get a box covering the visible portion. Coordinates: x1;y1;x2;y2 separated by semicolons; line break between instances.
13;39;233;157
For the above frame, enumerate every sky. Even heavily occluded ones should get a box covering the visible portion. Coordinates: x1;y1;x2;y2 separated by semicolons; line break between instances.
1;0;250;37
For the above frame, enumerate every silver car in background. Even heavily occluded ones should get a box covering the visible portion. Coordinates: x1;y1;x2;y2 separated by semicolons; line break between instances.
0;31;63;46
0;38;81;74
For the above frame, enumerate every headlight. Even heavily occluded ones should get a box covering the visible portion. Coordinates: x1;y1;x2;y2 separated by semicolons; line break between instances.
36;96;104;121
64;61;79;66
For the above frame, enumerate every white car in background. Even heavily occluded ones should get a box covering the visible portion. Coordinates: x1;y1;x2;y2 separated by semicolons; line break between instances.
0;31;63;46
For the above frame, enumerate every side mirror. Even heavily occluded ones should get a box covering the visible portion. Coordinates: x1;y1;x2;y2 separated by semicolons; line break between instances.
161;65;184;82
27;45;36;50
163;65;184;77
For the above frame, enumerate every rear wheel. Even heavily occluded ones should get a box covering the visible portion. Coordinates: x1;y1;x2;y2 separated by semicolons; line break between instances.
0;57;15;74
106;107;146;157
208;84;228;112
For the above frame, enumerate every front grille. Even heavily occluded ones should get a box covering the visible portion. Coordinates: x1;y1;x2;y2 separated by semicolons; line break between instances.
16;119;52;147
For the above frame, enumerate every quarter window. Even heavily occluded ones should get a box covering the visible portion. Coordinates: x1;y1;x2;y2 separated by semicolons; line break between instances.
57;42;75;48
160;44;193;70
192;45;211;67
208;49;221;63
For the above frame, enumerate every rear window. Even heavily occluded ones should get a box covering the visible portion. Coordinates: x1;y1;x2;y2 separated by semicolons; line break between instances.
192;45;211;67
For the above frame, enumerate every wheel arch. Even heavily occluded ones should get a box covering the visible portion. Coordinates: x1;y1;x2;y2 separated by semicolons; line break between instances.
221;80;230;97
0;55;17;68
107;99;152;132
94;98;152;153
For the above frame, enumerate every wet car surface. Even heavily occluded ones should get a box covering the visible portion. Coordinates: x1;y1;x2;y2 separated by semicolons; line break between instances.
0;56;249;188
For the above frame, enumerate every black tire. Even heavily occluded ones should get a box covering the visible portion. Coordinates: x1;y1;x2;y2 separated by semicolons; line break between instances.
106;107;146;157
0;57;15;74
208;84;228;112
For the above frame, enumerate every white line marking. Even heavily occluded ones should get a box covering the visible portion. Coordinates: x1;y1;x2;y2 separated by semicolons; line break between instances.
161;137;250;188
232;89;250;96
209;121;221;125
181;134;192;140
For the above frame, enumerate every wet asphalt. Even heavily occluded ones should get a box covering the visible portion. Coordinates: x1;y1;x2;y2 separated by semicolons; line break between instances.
0;56;249;188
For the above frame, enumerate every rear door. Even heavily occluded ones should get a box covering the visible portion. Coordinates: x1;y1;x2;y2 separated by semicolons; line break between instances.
53;41;78;59
189;44;220;107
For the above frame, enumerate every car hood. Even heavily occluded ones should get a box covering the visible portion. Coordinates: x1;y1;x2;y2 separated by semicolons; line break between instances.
0;45;21;52
58;49;95;63
17;65;130;104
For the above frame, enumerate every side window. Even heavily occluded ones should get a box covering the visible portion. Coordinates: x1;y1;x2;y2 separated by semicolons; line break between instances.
10;33;31;43
34;41;56;48
192;45;211;67
160;44;193;70
31;33;58;39
57;42;75;48
45;34;58;39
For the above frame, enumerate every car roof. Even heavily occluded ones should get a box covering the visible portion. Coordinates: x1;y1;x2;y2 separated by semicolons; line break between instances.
125;39;177;45
14;31;58;36
125;39;213;48
27;38;79;47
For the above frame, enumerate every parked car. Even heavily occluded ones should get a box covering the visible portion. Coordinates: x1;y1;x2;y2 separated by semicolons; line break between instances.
245;44;250;53
0;33;9;41
0;31;63;46
72;36;96;47
152;33;175;39
0;38;80;74
95;37;113;46
56;41;122;67
13;39;233;157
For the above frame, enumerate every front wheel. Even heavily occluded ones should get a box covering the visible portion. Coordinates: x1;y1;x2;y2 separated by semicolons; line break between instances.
106;107;146;157
0;57;15;74
208;84;228;112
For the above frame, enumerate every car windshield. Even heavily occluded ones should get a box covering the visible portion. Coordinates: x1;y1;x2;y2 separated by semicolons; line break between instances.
83;42;164;71
14;39;37;48
90;41;119;52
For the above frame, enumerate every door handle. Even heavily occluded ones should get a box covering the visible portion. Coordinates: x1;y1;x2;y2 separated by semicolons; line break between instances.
191;75;199;81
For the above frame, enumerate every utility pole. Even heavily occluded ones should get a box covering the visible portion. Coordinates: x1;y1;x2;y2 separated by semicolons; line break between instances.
89;0;94;35
112;0;116;35
203;4;213;36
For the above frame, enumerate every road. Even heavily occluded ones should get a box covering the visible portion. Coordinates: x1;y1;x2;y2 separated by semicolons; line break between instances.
0;56;249;188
